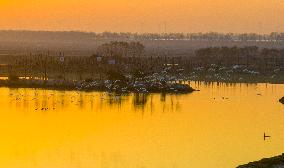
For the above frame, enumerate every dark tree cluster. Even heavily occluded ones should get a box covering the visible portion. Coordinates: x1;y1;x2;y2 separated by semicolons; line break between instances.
97;41;145;58
195;46;284;71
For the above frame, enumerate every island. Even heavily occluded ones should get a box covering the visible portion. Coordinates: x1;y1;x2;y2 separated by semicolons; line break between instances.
0;74;195;94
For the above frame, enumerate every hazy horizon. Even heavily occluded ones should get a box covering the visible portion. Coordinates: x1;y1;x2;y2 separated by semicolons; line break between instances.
0;0;283;34
1;29;284;35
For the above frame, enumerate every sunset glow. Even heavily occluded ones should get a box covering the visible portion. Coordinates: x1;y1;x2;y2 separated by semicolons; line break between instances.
0;0;283;33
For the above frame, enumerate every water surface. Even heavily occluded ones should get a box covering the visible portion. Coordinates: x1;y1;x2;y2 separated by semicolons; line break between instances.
0;82;283;168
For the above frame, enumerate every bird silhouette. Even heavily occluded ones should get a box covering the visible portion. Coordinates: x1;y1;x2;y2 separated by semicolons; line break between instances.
264;133;271;141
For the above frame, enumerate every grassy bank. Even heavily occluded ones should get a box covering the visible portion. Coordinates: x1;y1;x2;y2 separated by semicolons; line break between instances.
237;154;284;168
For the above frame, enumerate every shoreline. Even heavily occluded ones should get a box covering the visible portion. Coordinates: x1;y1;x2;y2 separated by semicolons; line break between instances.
0;79;195;94
237;154;284;168
187;76;284;84
190;79;284;84
280;97;284;104
1;78;283;93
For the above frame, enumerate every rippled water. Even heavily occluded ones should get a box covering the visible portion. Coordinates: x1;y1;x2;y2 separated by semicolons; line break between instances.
0;82;283;168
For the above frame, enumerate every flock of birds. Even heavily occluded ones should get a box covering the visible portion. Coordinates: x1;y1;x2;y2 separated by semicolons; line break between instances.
9;91;125;112
189;64;281;82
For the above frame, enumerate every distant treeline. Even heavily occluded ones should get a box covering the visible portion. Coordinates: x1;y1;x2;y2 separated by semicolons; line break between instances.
1;30;284;42
195;46;284;70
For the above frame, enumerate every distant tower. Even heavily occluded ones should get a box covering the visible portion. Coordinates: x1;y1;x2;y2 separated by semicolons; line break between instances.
164;21;167;34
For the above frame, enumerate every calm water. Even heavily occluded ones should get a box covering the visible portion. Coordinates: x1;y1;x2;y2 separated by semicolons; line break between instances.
0;82;283;168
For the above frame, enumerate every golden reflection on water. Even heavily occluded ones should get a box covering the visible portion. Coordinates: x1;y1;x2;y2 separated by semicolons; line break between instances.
0;82;283;168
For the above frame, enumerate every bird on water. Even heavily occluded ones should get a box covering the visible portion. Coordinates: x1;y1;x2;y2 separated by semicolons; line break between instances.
264;133;271;141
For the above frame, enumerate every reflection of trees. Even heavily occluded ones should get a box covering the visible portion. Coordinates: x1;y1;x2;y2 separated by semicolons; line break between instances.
133;93;149;109
7;88;184;116
160;93;166;102
132;93;182;114
105;93;129;107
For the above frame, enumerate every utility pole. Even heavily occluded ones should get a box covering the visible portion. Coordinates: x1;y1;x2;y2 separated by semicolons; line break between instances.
44;52;48;81
24;53;28;79
59;52;66;81
164;21;167;34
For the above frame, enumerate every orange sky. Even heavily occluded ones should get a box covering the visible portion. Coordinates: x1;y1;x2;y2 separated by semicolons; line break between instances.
0;0;283;33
